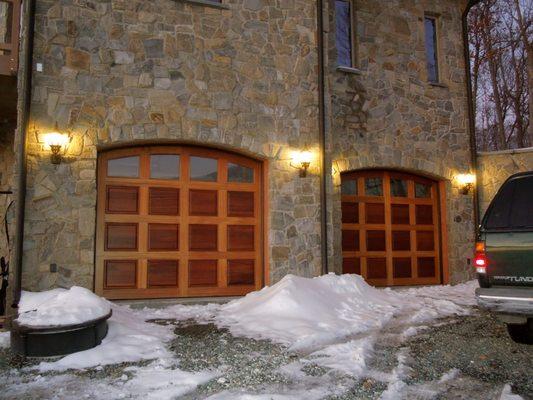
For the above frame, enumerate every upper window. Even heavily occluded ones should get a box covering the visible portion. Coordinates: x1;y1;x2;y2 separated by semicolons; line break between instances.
335;0;355;68
424;16;439;83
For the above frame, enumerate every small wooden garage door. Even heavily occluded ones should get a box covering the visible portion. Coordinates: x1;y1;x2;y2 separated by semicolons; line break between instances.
96;146;264;299
341;170;444;286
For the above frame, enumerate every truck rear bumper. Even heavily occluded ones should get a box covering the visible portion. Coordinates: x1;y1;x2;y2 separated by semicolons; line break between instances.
475;287;533;318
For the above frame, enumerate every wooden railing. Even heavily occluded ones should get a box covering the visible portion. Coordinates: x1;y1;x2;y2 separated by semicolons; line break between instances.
0;0;20;76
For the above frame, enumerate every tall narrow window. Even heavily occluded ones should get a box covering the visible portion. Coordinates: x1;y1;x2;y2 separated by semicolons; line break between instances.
424;16;439;83
335;0;355;68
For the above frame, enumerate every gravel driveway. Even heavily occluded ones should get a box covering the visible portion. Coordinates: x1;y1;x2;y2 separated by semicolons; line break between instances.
1;308;531;399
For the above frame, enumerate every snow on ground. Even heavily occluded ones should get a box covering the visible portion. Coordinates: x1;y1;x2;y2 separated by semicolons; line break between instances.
2;274;494;400
120;359;217;400
215;274;475;352
3;360;217;400
16;286;111;327
36;302;174;372
204;388;333;400
500;384;524;400
35;274;475;375
304;337;375;378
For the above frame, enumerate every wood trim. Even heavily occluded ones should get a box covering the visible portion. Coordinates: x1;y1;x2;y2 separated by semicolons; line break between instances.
96;145;265;299
438;180;450;284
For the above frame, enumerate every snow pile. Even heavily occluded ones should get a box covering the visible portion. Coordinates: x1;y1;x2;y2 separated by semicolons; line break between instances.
37;303;174;372
17;287;111;327
217;274;401;351
216;274;476;351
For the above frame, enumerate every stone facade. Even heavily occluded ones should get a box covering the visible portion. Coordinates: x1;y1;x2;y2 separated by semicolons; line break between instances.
325;0;476;283
477;148;533;216
11;0;477;292
0;128;15;261
19;0;322;290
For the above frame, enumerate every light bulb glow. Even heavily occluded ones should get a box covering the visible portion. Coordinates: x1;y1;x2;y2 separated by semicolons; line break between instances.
456;173;476;186
43;132;69;149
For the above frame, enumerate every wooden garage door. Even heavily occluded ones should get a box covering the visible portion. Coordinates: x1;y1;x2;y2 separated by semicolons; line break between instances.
341;170;444;286
96;146;264;299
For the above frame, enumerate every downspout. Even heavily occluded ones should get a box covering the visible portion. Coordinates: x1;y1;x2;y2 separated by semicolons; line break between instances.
317;0;329;275
10;0;36;315
462;0;481;228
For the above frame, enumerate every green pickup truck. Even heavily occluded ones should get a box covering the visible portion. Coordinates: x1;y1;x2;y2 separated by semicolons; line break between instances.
475;171;533;344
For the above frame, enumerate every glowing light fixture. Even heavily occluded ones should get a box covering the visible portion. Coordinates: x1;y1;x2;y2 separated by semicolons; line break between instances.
43;123;70;164
291;148;314;177
456;173;476;195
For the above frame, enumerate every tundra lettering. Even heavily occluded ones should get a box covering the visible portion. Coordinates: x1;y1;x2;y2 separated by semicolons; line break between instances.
493;276;533;283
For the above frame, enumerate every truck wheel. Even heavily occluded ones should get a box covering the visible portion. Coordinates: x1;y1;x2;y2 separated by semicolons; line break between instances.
477;274;490;288
507;323;533;344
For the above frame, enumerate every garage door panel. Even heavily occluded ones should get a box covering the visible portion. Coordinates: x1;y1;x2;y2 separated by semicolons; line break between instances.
227;191;255;217
149;188;180;216
227;225;255;251
97;146;263;299
106;186;139;214
227;260;255;286
105;260;137;288
148;223;179;251
189;190;218;216
189;260;218;287
342;170;442;287
105;223;138;251
147;260;179;287
189;224;218;251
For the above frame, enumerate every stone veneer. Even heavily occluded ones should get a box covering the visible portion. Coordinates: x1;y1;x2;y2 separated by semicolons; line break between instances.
477;148;533;217
20;0;321;290
0;128;15;260
324;0;476;283
13;0;477;292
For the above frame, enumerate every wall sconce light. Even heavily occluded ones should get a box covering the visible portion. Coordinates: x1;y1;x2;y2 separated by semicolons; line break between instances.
42;123;71;164
456;173;476;195
291;148;314;177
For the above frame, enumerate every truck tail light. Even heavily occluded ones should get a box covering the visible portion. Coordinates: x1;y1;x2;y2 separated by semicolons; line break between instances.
474;241;487;274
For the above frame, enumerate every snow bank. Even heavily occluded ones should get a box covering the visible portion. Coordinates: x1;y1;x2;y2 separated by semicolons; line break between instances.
37;304;174;372
17;286;111;327
216;274;476;351
217;274;400;351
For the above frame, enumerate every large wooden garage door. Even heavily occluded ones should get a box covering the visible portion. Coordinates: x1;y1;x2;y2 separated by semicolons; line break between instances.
96;146;264;299
341;170;444;286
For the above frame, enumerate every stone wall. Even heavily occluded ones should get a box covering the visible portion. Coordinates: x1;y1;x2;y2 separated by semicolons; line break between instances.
20;0;322;290
325;0;476;283
16;0;478;292
477;148;533;217
0;127;15;263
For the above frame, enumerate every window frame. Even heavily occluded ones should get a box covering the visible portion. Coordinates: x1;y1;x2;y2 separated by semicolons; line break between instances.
335;0;358;70
424;14;440;84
